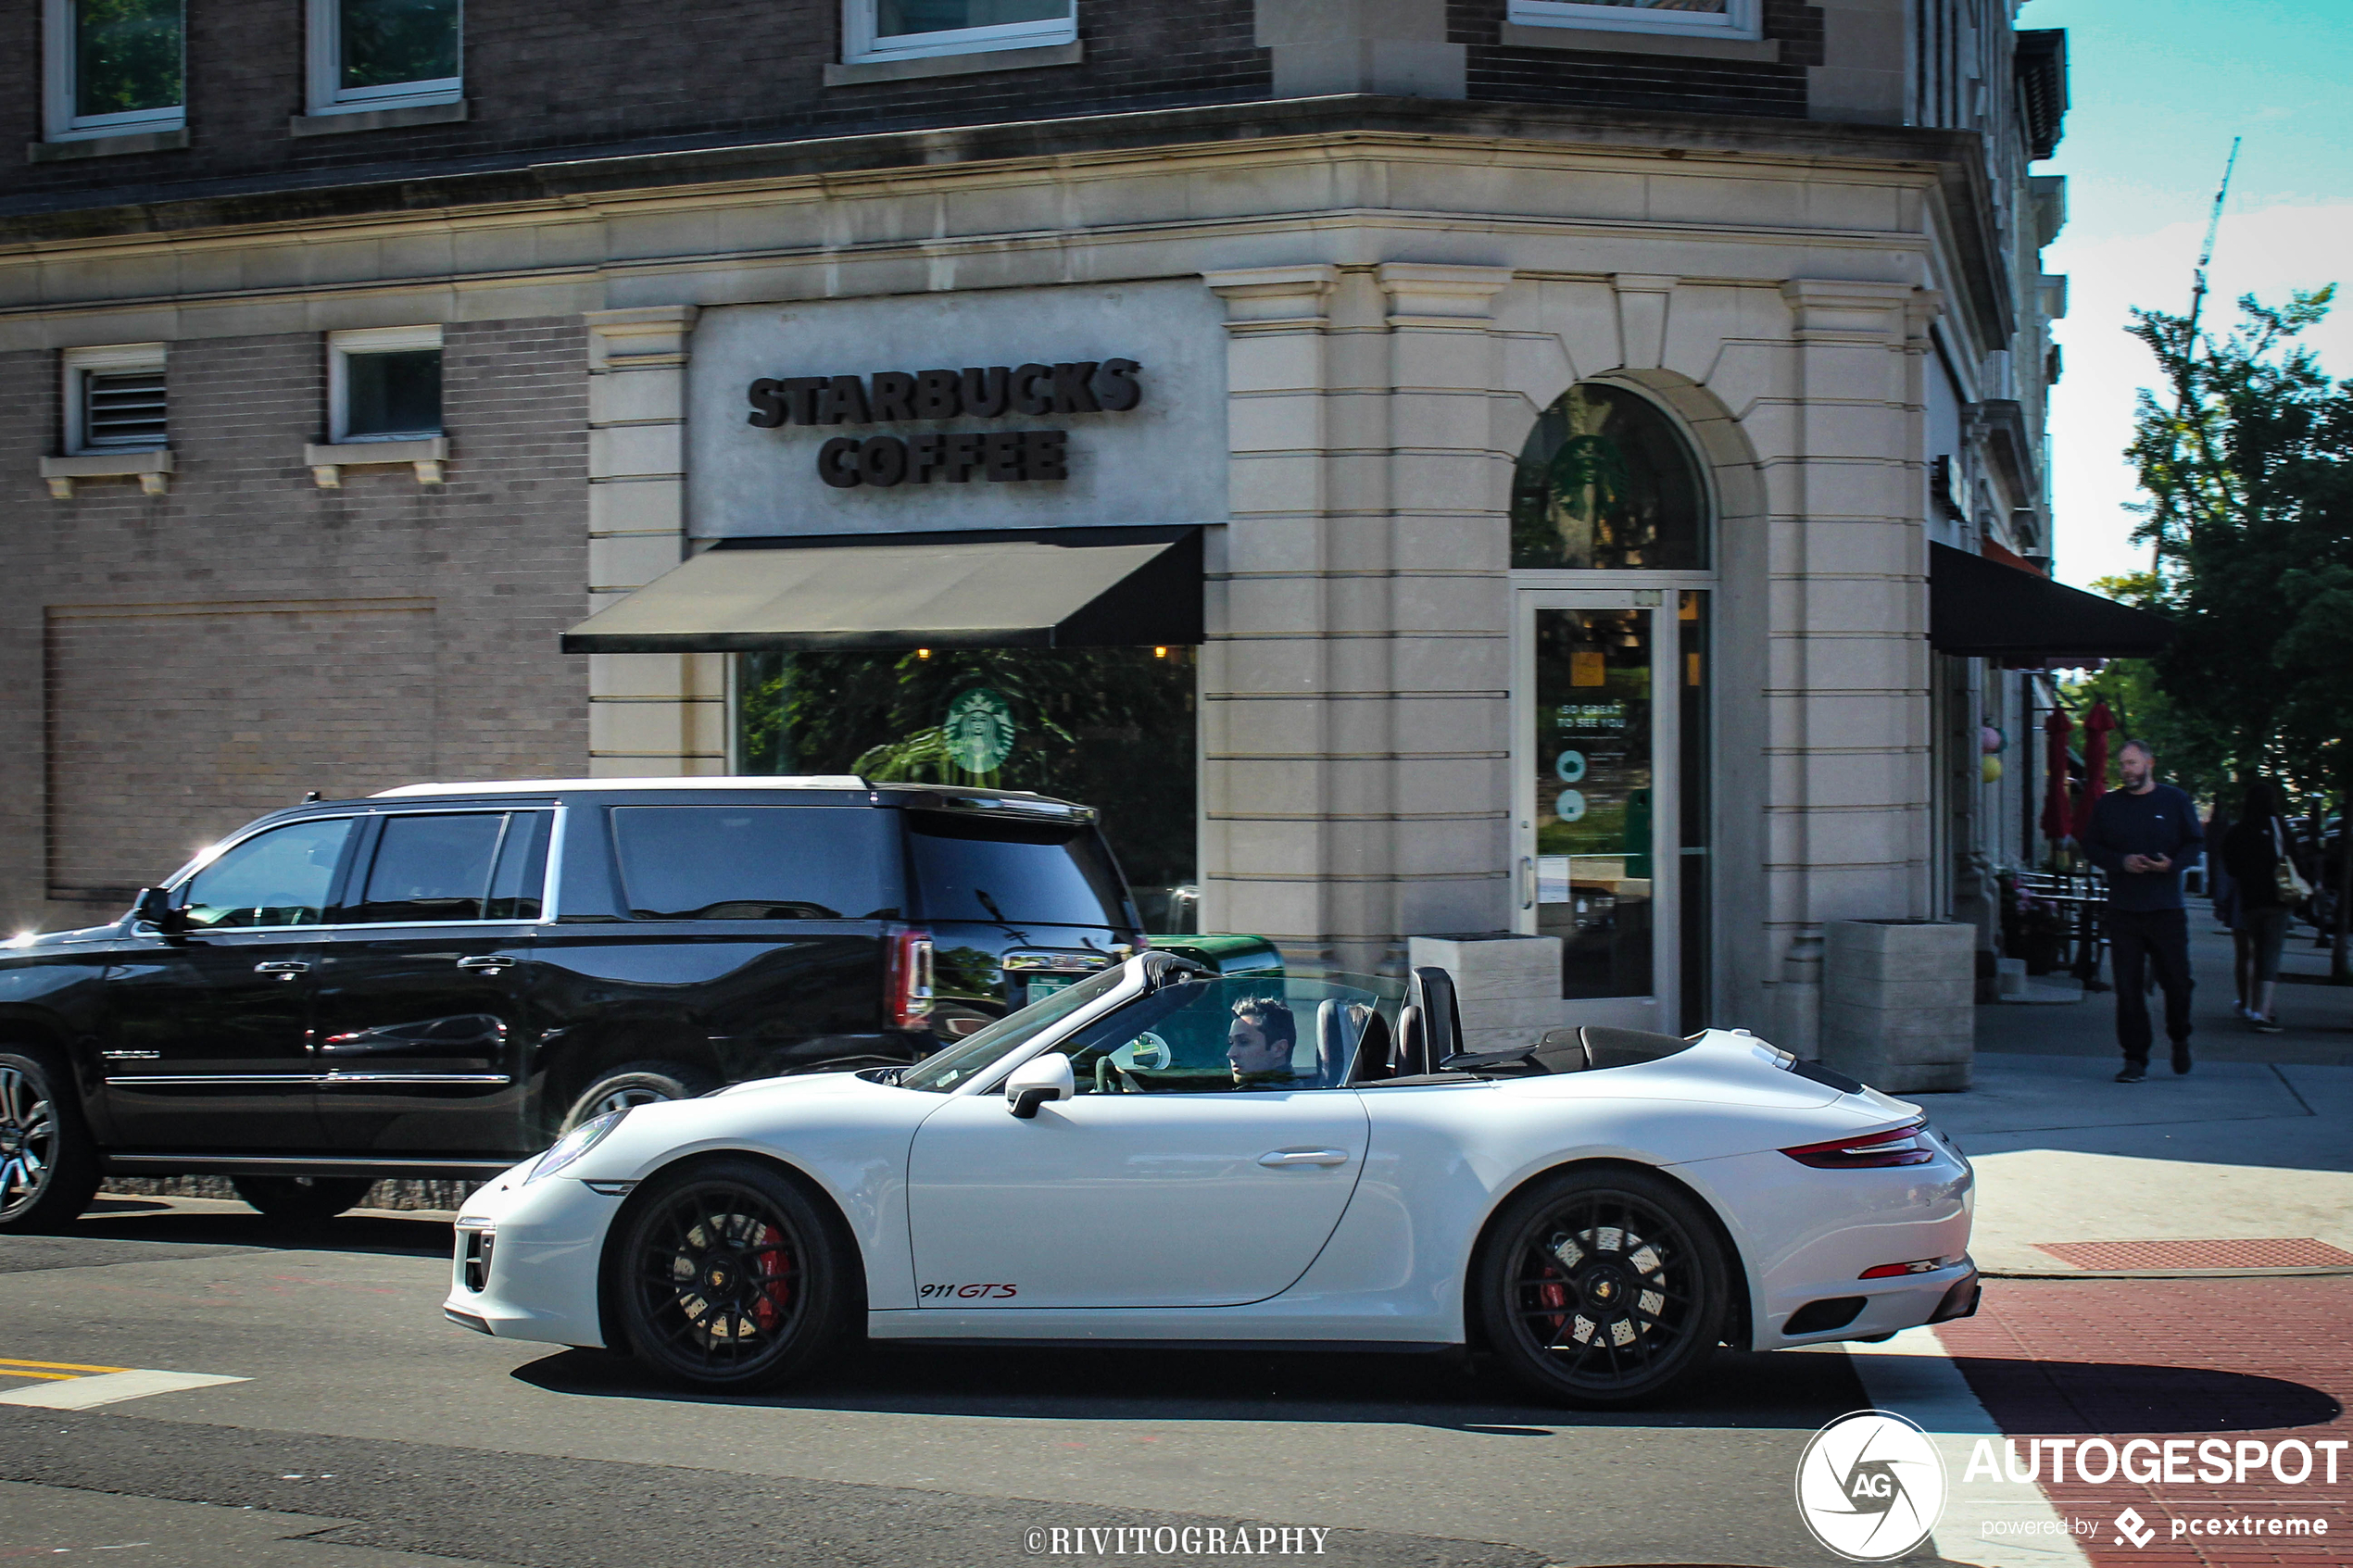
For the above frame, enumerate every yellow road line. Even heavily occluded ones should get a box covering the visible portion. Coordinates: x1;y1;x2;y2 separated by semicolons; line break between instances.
0;1370;84;1382
0;1357;132;1374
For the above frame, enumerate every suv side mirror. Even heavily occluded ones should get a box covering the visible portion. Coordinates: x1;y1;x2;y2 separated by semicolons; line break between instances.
1003;1053;1075;1119
130;886;187;936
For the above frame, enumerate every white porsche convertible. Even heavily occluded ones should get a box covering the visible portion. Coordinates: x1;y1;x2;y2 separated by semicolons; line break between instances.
444;952;1978;1408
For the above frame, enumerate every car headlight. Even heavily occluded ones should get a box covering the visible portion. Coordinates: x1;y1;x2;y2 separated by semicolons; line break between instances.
523;1108;629;1185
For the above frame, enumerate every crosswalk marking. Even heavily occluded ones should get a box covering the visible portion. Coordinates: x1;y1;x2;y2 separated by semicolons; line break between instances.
0;1368;246;1410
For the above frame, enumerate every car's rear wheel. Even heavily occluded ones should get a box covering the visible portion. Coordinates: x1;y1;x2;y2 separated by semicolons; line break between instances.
614;1157;850;1393
1477;1165;1729;1409
231;1175;378;1223
560;1061;718;1134
0;1048;100;1235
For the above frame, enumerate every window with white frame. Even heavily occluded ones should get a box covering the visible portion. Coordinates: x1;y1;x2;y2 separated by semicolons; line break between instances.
1506;0;1760;41
307;0;462;115
62;345;168;454
43;0;185;142
843;0;1075;65
329;326;444;442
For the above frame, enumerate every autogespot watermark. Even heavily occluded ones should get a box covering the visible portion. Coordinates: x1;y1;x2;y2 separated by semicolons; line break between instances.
1794;1410;1948;1562
1023;1526;1332;1557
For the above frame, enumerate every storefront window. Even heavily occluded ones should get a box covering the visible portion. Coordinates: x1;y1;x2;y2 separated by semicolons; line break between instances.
735;647;1197;927
1511;383;1707;571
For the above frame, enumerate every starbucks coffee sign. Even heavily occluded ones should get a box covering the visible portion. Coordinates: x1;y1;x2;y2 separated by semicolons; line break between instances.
746;359;1144;489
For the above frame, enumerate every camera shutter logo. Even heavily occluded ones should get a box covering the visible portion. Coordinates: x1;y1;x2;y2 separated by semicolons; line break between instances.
1794;1410;1947;1562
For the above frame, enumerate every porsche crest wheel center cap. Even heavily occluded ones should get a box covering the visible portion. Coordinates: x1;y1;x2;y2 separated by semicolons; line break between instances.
1582;1266;1628;1310
705;1264;732;1293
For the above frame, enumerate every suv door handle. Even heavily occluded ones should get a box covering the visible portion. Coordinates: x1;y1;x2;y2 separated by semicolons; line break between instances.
1257;1148;1350;1167
456;955;519;971
253;960;310;975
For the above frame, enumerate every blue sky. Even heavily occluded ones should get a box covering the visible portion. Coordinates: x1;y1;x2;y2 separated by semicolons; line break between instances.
2020;0;2353;585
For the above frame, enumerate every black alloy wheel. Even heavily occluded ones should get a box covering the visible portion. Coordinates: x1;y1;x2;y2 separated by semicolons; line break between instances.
230;1174;379;1223
0;1049;101;1235
614;1158;849;1393
1478;1166;1729;1409
560;1061;719;1135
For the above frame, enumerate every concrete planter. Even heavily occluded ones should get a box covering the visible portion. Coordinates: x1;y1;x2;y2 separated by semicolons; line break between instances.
1405;933;1563;1055
1820;919;1976;1093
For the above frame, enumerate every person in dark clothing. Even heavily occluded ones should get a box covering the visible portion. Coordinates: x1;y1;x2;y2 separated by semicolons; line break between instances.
2079;738;2205;1080
2222;779;2301;1035
2206;805;2254;1014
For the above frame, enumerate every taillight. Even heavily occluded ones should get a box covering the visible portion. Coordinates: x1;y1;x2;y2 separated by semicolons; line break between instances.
1780;1119;1935;1169
887;926;934;1031
1860;1255;1960;1279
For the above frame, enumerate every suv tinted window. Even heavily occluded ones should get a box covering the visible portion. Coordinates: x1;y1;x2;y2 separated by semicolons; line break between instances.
906;812;1127;929
354;813;505;922
182;818;354;930
610;806;897;920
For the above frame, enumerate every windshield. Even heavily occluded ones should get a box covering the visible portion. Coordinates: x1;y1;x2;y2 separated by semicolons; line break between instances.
898;962;1132;1093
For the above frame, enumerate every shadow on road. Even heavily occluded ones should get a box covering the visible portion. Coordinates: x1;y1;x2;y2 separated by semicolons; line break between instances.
511;1337;1873;1431
57;1199;454;1259
1949;1354;2342;1434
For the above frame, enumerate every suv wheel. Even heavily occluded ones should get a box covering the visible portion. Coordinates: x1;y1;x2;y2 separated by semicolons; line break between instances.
231;1175;378;1223
561;1062;718;1134
0;1047;102;1235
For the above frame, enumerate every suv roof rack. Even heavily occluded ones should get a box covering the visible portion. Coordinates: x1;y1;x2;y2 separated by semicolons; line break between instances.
370;775;866;797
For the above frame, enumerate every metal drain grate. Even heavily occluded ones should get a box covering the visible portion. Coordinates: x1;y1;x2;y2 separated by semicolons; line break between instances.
2035;1237;2353;1271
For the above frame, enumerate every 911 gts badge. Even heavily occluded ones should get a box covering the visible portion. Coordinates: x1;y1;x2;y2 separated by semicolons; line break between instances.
920;1282;1018;1299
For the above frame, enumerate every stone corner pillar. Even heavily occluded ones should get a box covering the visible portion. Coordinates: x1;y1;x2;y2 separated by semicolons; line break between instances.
582;306;724;778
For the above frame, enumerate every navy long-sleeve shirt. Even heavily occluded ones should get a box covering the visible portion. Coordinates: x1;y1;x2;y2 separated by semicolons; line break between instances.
2082;783;2205;911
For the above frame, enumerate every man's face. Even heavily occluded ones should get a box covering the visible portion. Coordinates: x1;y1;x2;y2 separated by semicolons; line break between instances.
2118;746;2153;790
1227;1017;1290;1078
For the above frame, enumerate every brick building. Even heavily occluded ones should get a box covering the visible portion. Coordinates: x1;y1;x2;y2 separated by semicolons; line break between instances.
3;0;2128;1046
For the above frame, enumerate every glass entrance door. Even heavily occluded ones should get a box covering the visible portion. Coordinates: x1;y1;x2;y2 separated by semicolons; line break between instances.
1515;589;1709;1031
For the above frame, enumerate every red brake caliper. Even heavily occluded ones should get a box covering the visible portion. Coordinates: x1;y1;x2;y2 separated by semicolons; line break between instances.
753;1223;794;1331
1536;1263;1569;1335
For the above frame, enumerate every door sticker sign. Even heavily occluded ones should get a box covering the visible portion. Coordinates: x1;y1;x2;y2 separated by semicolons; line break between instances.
920;1283;1019;1299
1794;1409;1946;1562
1554;749;1587;784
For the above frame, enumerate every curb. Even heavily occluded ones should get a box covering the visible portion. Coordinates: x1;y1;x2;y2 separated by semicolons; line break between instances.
1984;1265;2353;1281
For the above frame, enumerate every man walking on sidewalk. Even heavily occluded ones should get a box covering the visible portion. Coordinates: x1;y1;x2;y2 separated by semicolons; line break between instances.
2081;738;2205;1081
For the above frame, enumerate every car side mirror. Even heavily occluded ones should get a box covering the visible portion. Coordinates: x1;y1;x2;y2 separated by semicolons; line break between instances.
1003;1053;1075;1119
130;886;187;936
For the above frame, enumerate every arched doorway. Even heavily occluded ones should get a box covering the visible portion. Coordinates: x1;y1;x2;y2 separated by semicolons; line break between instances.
1510;382;1717;1031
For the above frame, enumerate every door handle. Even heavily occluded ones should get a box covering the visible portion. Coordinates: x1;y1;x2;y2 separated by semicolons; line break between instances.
252;960;310;975
1520;855;1535;912
1257;1148;1350;1167
455;955;519;971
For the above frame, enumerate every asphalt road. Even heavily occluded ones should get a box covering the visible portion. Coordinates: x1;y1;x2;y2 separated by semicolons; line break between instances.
0;1195;1964;1568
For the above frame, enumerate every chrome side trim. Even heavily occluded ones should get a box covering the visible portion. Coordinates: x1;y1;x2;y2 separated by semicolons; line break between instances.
99;1049;160;1060
104;1073;321;1085
321;1073;513;1086
107;1153;517;1173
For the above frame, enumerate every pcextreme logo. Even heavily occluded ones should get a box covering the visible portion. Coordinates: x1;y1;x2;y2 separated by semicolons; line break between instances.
1794;1410;1948;1562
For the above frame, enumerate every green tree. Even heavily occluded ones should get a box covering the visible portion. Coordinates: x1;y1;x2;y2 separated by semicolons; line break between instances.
2123;289;2353;974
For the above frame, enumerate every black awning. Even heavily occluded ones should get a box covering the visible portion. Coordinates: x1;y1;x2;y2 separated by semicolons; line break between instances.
1928;541;2172;659
561;526;1202;654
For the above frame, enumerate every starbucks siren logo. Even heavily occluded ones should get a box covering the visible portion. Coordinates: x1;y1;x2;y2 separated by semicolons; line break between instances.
943;687;1016;774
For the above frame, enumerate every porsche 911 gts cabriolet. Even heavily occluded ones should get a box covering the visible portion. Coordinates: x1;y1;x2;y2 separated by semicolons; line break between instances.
443;951;1977;1407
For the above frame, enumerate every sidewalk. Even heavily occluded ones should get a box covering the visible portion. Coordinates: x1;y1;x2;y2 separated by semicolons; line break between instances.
1928;917;2353;1279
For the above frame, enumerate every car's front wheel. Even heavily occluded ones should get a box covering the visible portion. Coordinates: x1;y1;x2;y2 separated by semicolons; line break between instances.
231;1175;378;1223
0;1047;100;1235
1476;1165;1730;1409
612;1157;851;1394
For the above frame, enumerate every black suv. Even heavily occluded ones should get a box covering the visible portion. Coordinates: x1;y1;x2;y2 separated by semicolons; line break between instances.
0;776;1157;1230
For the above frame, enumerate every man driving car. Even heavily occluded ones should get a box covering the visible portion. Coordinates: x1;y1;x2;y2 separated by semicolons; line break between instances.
1227;997;1315;1088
